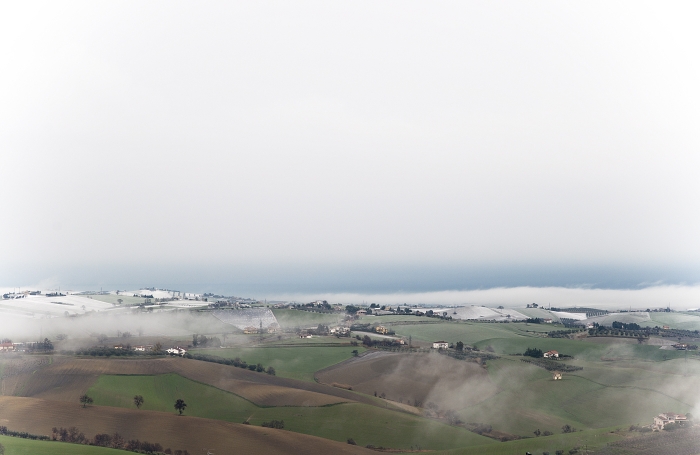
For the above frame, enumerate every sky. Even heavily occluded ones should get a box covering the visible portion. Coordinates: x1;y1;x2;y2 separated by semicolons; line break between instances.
1;2;699;295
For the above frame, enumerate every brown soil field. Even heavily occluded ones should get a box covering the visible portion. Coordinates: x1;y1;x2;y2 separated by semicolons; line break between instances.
5;357;384;407
0;396;373;455
0;355;51;396
315;351;499;411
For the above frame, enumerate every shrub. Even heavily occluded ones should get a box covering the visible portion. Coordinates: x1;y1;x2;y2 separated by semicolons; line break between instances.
261;420;284;429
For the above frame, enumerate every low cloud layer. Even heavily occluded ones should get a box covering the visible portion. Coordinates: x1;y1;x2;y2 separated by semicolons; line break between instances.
269;284;700;310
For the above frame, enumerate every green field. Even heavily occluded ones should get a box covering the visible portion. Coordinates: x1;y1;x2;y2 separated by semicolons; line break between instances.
433;426;628;455
391;320;553;345
271;309;345;329
0;436;123;455
191;346;365;381
87;373;493;450
646;312;700;331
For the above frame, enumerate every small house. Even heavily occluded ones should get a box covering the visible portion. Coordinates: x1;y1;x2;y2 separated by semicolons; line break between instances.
543;350;559;358
166;346;187;356
0;342;14;352
375;326;389;334
432;341;449;349
653;413;687;430
552;371;562;380
543;318;553;324
243;326;259;334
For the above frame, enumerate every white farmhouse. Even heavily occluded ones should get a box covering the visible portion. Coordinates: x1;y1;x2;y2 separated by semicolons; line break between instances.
653;413;687;430
432;341;449;349
166;346;187;356
543;350;559;358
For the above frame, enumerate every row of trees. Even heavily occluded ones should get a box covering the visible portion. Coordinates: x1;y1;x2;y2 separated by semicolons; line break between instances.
80;394;186;416
50;426;189;454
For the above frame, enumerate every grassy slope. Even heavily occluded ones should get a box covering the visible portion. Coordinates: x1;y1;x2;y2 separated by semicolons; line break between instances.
191;346;365;381
87;373;493;451
0;436;124;455
382;321;694;437
391;321;555;346
272;309;344;329
647;312;700;331
433;426;627;455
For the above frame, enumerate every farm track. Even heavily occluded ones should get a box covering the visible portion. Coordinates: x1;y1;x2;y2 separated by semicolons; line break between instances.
0;396;374;455
6;356;388;408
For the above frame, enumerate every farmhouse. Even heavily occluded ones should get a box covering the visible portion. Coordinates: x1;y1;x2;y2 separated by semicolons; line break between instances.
0;342;14;352
166;346;187;356
267;322;281;333
552;371;562;380
653;412;687;430
243;326;259;334
543;318;553;324
432;341;449;349
375;326;389;334
543;350;559;358
133;345;153;352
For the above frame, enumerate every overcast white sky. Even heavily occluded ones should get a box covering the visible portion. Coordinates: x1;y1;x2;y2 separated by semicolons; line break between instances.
2;2;699;291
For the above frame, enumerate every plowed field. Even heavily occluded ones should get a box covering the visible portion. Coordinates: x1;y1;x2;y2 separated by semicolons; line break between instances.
0;396;373;455
7;357;374;407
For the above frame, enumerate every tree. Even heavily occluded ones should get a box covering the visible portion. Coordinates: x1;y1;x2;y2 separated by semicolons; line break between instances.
352;349;359;356
174;399;187;415
133;395;144;409
266;366;276;375
534;429;541;437
80;394;93;408
456;341;464;351
561;424;575;433
117;298;123;305
524;347;544;358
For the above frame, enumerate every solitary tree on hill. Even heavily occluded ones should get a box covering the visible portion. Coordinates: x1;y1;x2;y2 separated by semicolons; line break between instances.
174;399;187;415
79;394;93;408
134;395;144;409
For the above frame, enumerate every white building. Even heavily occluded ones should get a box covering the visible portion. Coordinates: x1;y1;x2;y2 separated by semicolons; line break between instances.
166;346;187;356
432;341;449;349
544;350;559;358
653;413;687;430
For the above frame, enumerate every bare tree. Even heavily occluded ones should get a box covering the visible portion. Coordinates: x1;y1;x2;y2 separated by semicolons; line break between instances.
133;395;144;409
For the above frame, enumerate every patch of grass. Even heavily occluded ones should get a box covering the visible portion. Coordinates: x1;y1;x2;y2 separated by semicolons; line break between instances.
647;312;700;331
0;435;124;455
433;426;627;455
271;309;344;329
392;321;526;346
191;346;364;381
87;373;494;450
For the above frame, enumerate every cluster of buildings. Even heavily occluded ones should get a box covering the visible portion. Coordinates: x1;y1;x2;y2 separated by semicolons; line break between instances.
652;413;687;430
0;341;37;352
